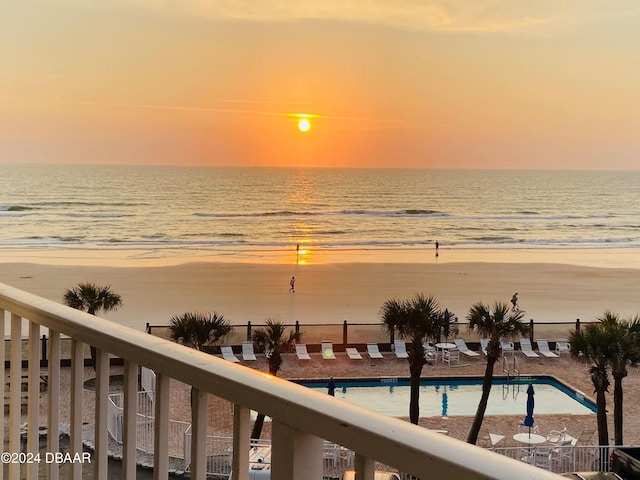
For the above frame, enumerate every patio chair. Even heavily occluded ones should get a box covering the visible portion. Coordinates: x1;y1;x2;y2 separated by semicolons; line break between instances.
345;347;363;360
480;338;489;356
443;348;459;365
549;439;574;470
519;338;540;358
366;343;384;359
500;340;515;356
556;339;571;355
537;339;559;358
220;346;240;363
321;341;337;360
546;427;568;445
295;344;312;360
574;427;595;445
454;338;480;357
393;340;409;359
423;342;437;362
241;341;257;361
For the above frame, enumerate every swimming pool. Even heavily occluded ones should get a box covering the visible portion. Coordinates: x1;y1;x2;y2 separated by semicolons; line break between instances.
299;376;596;418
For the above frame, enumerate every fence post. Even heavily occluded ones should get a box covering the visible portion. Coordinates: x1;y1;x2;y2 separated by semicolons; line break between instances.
529;319;534;342
343;321;348;346
247;321;252;341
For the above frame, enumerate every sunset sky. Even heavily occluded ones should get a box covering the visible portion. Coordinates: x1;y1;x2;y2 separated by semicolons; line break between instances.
3;1;640;169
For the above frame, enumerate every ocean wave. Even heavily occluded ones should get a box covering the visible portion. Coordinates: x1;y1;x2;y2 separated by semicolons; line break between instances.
1;205;34;211
194;208;449;218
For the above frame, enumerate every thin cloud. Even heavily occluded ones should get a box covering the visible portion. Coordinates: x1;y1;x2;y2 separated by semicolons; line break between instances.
73;100;404;124
117;0;640;35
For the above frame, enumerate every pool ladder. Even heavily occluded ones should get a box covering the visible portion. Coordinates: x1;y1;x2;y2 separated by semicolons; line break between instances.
502;354;520;381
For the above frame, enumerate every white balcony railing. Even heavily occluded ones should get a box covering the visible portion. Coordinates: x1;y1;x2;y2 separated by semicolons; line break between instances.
1;282;564;480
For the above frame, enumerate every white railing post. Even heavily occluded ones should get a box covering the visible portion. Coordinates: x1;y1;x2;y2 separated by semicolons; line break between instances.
26;321;40;480
271;420;324;480
153;373;170;477
8;313;22;480
354;453;376;480
70;339;84;480
190;388;208;479
94;348;110;480
47;330;61;480
122;361;138;480
231;405;250;480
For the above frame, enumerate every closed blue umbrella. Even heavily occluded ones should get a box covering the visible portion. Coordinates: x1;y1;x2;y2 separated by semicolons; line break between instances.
523;384;535;437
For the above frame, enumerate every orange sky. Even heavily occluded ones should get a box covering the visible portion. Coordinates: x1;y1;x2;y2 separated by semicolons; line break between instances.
2;1;640;169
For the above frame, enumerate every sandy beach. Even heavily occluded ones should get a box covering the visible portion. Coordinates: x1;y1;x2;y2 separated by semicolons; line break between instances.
1;254;639;333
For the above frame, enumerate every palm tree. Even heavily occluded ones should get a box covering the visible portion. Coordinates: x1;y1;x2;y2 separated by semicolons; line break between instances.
380;294;448;424
569;320;616;448
63;282;123;370
250;319;299;439
598;312;640;445
168;311;233;430
466;301;528;444
168;311;232;351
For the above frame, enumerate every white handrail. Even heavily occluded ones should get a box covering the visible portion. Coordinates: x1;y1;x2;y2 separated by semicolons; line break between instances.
1;282;562;480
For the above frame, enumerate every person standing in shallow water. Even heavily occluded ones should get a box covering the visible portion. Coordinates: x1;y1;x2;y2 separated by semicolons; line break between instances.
327;377;336;396
289;276;295;293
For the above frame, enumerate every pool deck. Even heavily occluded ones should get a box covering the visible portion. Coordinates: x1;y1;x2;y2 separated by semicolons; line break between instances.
16;351;640;451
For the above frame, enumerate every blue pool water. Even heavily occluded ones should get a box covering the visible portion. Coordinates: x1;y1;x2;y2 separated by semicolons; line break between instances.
300;376;596;418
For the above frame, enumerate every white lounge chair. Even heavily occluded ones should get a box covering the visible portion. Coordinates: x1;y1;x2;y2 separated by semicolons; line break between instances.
479;338;489;356
345;347;363;360
241;341;257;361
295;344;312;360
454;339;480;357
519;338;540;358
393;340;409;359
220;346;240;363
537;339;559;358
556;339;571;355
366;343;384;359
321;341;336;360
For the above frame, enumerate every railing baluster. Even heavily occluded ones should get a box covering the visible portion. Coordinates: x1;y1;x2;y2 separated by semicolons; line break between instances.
153;373;170;478
26;321;40;480
70;339;84;480
122;360;138;480
47;330;61;480
231;405;250;480
354;453;376;480
94;348;109;480
271;421;323;480
190;388;207;479
9;313;22;480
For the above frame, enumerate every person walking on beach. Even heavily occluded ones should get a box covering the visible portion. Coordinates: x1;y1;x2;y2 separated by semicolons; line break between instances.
435;240;439;257
511;292;519;311
289;276;296;293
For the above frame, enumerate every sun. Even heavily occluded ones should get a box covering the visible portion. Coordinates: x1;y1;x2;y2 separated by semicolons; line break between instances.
297;118;311;132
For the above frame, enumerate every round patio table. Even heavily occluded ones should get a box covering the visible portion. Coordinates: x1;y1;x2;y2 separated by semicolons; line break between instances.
513;433;546;445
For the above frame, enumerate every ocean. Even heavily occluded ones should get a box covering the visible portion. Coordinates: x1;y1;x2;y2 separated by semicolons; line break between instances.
1;165;639;264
